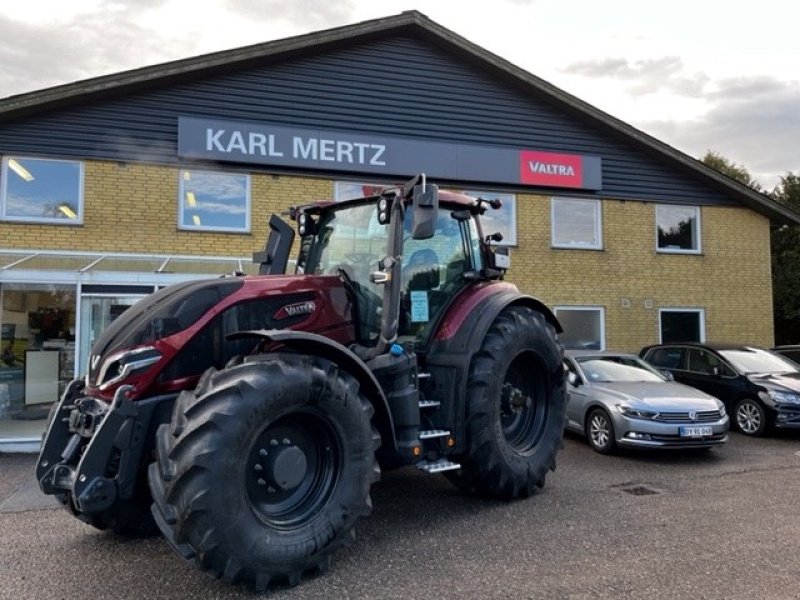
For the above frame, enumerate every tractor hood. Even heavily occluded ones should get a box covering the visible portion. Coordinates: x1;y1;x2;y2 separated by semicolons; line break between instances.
85;274;354;397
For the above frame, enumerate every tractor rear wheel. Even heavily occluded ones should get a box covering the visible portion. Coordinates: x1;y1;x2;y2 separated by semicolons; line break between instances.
148;353;380;590
447;306;566;499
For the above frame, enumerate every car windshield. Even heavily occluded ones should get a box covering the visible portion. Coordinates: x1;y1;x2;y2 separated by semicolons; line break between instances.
719;347;799;374
576;356;665;383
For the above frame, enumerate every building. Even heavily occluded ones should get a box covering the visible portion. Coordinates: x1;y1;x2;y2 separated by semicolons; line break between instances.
1;11;798;449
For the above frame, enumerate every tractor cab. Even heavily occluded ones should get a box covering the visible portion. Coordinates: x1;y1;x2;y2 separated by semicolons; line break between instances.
264;176;510;354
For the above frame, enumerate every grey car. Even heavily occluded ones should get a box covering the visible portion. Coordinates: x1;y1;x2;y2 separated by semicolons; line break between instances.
564;350;729;453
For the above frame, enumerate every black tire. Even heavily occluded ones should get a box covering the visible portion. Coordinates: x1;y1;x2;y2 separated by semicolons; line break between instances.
148;354;380;590
734;397;768;436
447;306;566;499
585;408;617;454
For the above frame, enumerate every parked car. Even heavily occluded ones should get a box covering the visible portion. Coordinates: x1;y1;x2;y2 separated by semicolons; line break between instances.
564;350;728;453
772;345;800;366
641;342;800;436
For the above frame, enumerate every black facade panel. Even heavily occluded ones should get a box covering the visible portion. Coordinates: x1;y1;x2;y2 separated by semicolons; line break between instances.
0;35;733;205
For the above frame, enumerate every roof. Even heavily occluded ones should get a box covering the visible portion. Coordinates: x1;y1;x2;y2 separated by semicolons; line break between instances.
565;350;639;359
641;342;769;353
1;10;798;226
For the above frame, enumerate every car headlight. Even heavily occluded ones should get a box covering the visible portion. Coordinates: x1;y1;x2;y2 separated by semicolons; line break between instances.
768;390;800;405
717;402;726;417
616;404;660;420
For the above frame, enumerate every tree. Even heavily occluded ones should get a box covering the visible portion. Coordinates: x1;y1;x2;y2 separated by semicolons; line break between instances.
771;172;800;344
700;150;763;191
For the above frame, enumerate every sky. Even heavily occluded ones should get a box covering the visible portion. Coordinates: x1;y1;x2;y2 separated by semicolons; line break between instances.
1;0;798;190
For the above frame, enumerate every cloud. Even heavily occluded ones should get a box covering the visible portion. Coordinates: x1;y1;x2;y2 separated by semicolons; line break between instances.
0;5;195;97
562;56;709;97
219;0;356;28
638;77;800;188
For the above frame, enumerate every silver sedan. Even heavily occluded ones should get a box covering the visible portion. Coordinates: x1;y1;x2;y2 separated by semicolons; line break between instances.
564;350;729;453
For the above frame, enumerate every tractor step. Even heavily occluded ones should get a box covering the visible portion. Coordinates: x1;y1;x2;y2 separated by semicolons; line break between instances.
418;399;440;408
417;458;461;473
419;429;450;440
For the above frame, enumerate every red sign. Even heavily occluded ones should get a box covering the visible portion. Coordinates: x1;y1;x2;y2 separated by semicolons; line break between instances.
519;150;584;188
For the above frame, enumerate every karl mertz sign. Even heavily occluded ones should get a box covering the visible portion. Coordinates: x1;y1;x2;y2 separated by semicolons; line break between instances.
178;116;602;191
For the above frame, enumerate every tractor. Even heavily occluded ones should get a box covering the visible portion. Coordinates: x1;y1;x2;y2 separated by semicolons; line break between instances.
36;174;566;589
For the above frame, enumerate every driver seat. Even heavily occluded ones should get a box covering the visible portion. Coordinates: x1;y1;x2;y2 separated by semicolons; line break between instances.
403;248;440;291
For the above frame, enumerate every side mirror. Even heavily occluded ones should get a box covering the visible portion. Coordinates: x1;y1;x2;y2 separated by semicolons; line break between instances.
410;184;439;240
567;371;580;387
253;214;296;275
661;369;675;381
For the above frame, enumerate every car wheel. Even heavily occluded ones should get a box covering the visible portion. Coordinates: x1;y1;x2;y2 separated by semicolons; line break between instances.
734;398;768;436
586;408;616;454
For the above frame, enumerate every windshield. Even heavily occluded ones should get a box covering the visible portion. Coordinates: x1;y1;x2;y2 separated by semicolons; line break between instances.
303;202;388;283
577;356;665;383
719;347;799;374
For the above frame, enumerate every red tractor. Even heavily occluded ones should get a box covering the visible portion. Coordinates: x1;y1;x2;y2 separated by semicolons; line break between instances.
37;175;566;589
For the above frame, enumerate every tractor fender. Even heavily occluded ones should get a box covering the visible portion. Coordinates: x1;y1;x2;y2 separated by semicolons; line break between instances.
229;329;397;452
432;281;561;353
425;282;562;452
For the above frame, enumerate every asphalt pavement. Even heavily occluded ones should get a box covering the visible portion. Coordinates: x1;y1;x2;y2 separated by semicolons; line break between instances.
2;431;799;599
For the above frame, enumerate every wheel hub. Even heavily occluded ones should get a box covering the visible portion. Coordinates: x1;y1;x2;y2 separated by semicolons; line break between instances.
268;444;308;491
245;413;340;527
252;439;309;492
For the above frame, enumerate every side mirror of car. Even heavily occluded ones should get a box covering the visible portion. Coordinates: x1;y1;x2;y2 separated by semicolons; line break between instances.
660;369;675;381
711;366;721;377
567;371;580;387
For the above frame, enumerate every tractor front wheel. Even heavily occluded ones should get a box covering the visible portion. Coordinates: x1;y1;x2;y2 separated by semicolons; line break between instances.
148;354;380;590
448;306;566;499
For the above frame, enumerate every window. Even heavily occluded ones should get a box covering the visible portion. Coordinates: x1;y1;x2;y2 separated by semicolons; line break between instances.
1;156;83;223
656;205;700;253
686;348;733;376
551;197;602;249
462;190;516;246
334;181;517;246
554;306;605;350
645;347;684;370
179;169;250;232
334;181;387;201
1;283;77;439
659;308;705;343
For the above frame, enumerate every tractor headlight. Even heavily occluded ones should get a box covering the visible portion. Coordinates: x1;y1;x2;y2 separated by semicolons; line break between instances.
95;346;162;390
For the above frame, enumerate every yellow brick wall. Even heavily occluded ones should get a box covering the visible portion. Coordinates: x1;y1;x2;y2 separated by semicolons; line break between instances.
0;161;775;350
0;161;332;256
506;194;774;351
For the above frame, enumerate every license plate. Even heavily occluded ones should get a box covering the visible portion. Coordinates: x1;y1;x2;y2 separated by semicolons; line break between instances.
680;425;713;437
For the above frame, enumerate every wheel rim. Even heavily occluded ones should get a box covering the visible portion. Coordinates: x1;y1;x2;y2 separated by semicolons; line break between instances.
245;412;340;528
499;353;548;454
588;413;611;450
736;402;762;434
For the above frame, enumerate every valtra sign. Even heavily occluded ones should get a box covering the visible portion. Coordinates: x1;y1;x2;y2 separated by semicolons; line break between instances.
520;150;586;188
178;116;602;191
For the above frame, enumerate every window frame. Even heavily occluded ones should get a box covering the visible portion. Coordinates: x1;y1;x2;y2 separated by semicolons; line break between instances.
550;196;603;250
655;204;702;254
178;168;251;233
1;156;84;224
554;305;606;351
658;307;706;343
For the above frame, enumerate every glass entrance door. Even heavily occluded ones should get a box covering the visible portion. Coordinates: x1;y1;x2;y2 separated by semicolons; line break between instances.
78;295;146;377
